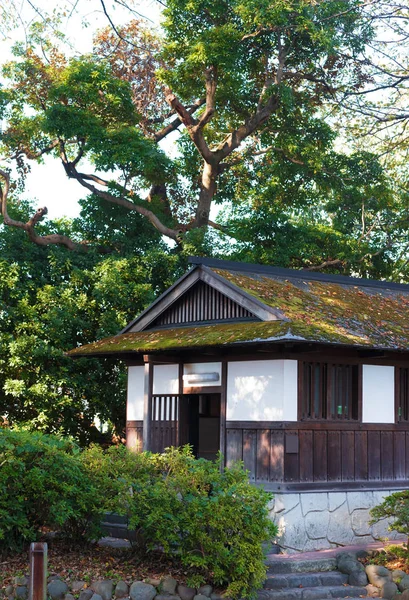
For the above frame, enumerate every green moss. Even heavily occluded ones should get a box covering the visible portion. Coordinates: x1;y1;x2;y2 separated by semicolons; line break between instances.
214;269;409;349
69;267;409;357
68;318;374;357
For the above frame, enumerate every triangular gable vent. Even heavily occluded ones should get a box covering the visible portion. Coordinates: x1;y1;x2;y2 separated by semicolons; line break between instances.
148;280;259;329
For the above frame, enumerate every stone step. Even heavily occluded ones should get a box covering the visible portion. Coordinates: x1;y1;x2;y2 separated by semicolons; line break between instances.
264;556;338;574
264;571;349;589
257;585;367;600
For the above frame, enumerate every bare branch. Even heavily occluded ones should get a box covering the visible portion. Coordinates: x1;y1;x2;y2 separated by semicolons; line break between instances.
0;168;83;251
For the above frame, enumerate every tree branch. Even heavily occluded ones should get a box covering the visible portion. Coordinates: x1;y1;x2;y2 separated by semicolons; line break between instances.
166;91;214;163
154;98;206;143
62;159;181;242
0;168;83;251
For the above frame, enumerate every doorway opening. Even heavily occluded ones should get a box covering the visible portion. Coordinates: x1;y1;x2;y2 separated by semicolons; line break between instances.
179;393;221;460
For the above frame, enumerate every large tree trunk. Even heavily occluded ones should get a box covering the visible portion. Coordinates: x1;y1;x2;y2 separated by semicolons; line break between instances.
196;161;218;227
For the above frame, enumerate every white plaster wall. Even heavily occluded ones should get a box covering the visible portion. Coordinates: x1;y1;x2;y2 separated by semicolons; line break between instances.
127;366;145;420
183;362;222;387
226;360;298;421
271;490;405;553
362;365;395;424
152;364;179;395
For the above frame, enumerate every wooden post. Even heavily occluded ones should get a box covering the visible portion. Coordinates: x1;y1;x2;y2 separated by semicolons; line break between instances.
29;542;47;600
219;360;227;470
143;361;153;451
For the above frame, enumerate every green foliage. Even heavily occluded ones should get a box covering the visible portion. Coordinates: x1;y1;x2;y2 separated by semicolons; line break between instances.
370;491;409;546
0;428;103;554
0;200;180;442
0;433;276;599
83;445;277;599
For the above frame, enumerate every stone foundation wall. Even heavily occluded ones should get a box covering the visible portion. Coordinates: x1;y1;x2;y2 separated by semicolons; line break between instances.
270;489;406;553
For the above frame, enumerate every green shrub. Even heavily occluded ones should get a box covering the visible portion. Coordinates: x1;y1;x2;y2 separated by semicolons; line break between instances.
0;428;103;553
83;445;277;599
1;432;276;598
370;490;409;549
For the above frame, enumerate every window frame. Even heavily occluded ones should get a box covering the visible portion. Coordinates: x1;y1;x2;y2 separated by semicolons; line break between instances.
395;366;409;423
298;359;362;422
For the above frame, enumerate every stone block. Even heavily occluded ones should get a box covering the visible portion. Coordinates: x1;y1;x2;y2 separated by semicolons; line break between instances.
48;581;69;600
115;582;129;598
328;492;347;512
161;578;177;595
304;511;329;540
197;586;212;598
398;575;409;591
372;518;393;541
91;581;114;600
327;502;354;545
351;508;372;536
391;570;406;584
366;565;391;588
381;581;398;599
130;583;156;600
278;494;300;515
79;590;94;600
347;491;374;512
300;493;328;516
277;502;306;551
178;586;196;600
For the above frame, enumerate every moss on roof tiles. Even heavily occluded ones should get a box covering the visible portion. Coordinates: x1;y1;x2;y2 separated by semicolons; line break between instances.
214;268;409;350
68;317;380;358
69;266;409;357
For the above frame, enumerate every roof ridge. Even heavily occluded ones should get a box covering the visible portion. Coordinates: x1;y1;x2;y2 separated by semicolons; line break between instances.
188;257;409;292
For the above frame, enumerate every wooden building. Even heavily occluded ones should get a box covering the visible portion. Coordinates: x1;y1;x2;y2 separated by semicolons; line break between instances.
69;257;409;551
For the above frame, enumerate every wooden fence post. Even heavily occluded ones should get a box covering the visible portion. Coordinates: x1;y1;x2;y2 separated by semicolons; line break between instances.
29;542;47;600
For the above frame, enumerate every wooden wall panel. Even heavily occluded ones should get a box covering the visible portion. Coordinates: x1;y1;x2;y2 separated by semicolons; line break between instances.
342;431;355;481
381;431;394;480
327;431;341;481
394;431;406;480
270;431;284;481
256;429;271;482
299;430;313;482
126;421;143;452
284;432;299;482
355;431;368;481
368;431;381;481
313;431;328;481
226;428;243;467
222;423;409;488
243;429;257;481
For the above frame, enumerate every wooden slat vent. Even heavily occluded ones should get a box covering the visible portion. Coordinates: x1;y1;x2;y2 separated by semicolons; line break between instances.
149;281;258;328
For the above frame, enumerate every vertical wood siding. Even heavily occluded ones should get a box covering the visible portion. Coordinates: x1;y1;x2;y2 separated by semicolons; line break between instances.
226;422;409;488
150;395;179;453
126;420;143;452
149;281;257;327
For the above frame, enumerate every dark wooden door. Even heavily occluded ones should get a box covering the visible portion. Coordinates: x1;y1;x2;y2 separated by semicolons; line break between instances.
150;394;180;453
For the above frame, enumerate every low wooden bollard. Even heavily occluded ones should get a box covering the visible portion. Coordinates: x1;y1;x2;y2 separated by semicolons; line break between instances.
29;542;47;600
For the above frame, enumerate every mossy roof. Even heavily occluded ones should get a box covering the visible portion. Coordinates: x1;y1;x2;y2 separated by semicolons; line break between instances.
68;263;409;357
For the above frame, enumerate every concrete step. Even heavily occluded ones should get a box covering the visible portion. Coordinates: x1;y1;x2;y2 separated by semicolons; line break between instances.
264;571;349;589
257;585;367;600
264;556;338;574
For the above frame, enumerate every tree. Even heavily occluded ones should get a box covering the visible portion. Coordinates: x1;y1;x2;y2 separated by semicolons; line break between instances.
0;196;179;442
0;1;383;254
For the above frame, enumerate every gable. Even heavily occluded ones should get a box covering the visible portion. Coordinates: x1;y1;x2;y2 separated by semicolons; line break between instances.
147;280;259;329
123;265;282;333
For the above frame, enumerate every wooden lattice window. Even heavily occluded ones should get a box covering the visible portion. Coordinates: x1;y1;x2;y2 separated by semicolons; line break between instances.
301;362;359;421
397;367;409;422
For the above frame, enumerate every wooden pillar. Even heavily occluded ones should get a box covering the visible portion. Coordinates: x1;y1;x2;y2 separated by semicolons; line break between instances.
143;360;153;452
29;542;47;600
220;360;227;469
